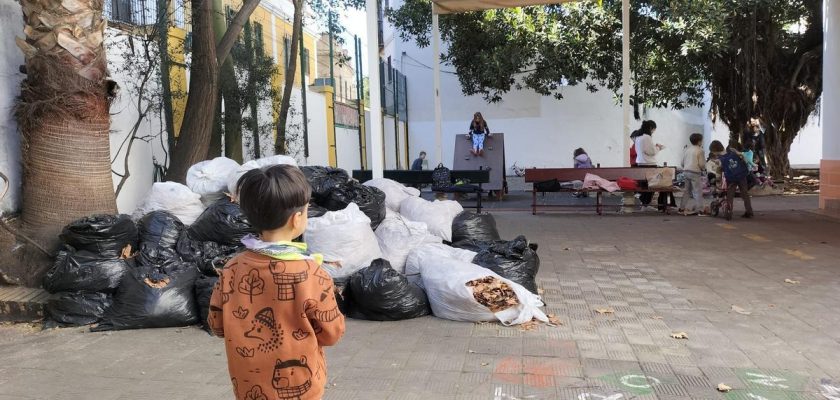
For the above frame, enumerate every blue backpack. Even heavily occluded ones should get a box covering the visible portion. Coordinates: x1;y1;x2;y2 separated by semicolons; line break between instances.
719;151;749;182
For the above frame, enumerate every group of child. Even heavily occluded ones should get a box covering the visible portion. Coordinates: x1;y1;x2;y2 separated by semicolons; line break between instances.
572;134;758;218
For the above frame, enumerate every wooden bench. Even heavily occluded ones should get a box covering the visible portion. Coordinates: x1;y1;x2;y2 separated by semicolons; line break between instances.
352;169;491;213
524;166;677;215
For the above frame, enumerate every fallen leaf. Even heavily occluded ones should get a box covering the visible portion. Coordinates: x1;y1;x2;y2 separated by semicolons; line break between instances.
537;288;545;295
717;383;732;392
481;362;490;367
519;320;540;331
651;316;664;320
784;279;800;284
119;244;133;259
595;308;615;314
731;305;752;315
468;350;476;354
563;247;571;251
768;304;776;308
670;332;688;339
547;314;563;326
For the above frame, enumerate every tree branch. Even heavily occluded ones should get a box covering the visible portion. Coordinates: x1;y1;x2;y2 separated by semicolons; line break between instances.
789;46;821;88
217;0;262;63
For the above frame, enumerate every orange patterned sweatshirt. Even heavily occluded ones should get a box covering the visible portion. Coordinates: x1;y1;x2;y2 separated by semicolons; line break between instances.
208;251;345;400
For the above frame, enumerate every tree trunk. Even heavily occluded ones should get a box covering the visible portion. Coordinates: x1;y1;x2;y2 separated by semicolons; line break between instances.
763;124;793;181
164;0;220;183
275;0;304;155
222;59;244;162
16;0;117;243
209;91;223;158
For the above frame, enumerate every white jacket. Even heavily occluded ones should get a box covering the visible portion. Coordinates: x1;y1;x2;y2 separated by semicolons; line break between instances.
635;135;658;165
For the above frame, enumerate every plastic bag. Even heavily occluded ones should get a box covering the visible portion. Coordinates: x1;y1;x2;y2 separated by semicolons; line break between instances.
301;166;350;203
176;233;240;276
305;203;382;279
346;259;431;321
138;211;184;250
451;212;501;243
188;198;255;246
60;214;138;258
132;182;205;225
43;250;133;294
399;197;464;242
47;291;112;326
323;182;387;230
375;211;441;273
419;258;547;325
227;155;299;195
194;275;218;332
404;243;477;289
363;178;420;212
469;236;540;294
93;262;199;331
187;157;240;201
308;203;328;218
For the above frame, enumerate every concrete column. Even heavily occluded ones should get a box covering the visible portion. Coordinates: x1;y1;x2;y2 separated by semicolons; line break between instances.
822;0;840;211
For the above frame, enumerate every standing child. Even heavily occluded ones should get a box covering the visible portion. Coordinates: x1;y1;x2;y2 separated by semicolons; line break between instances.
679;134;706;215
719;140;754;220
209;165;345;400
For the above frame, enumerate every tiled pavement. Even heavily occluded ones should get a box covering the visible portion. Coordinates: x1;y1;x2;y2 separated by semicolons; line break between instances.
1;198;840;400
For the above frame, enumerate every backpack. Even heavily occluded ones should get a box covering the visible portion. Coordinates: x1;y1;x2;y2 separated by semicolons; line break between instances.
534;179;561;192
720;151;749;182
431;164;452;191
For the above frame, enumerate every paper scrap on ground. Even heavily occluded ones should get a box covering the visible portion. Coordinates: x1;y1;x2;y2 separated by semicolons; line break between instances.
595;308;615;314
731;305;752;315
670;332;688;339
717;383;732;392
784;279;800;284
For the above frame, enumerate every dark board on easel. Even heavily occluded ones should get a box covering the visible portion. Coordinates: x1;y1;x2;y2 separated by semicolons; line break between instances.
453;132;506;196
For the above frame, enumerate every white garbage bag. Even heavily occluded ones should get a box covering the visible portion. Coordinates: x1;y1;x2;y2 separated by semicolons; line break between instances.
363;178;421;212
306;203;382;279
227;155;299;195
375;211;441;273
186;157;240;206
132;182;205;225
398;197;464;242
404;243;477;289
420;259;547;325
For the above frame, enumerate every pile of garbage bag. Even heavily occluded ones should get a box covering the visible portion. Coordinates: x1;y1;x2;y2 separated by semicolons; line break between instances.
44;163;546;329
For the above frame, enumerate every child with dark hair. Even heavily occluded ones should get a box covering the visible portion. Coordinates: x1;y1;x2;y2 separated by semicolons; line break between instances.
679;133;706;215
720;140;754;219
706;140;726;191
208;164;345;400
573;148;593;169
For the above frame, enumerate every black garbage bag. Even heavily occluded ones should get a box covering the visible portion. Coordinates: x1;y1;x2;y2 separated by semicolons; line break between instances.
346;259;431;321
194;275;218;332
43;250;133;294
188;198;255;246
301;166;350;203
60;214;138;258
175;232;240;275
323;182;386;229
468;236;540;294
451;212;501;243
47;292;112;326
136;242;180;268
308;203;328;219
332;277;353;315
93;261;199;331
138;211;184;250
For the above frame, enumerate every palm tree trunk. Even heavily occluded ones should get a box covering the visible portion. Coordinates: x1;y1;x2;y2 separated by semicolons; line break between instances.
275;0;304;155
16;0;117;242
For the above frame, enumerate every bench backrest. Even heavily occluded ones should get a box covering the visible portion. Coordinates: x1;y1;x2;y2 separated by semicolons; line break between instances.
524;167;675;182
352;169;490;184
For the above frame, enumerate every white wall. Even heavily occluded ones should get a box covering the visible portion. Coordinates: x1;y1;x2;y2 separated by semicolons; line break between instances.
287;89;330;167
0;0;23;213
335;126;362;170
383;115;398;169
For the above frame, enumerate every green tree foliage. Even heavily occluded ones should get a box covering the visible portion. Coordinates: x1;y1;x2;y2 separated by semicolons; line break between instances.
388;0;822;178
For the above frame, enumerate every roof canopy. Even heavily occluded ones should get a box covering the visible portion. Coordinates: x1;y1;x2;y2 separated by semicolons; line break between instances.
432;0;575;14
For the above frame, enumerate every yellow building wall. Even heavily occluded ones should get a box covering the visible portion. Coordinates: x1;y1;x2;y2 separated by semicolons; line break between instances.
168;27;189;137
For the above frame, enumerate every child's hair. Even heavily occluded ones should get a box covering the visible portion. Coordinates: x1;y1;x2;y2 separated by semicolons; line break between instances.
573;148;587;157
236;165;311;232
742;139;754;151
728;140;743;152
640;120;657;135
419;151;426;157
689;133;703;146
709;140;725;154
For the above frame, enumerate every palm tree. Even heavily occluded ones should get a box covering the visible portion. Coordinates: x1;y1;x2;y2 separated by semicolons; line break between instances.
15;0;117;243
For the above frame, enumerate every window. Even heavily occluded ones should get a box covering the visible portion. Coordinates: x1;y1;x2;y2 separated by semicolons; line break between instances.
302;48;310;77
254;22;264;55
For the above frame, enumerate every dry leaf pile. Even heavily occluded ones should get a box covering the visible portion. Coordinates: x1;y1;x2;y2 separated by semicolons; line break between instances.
466;277;520;313
547;314;563;326
519;320;540;331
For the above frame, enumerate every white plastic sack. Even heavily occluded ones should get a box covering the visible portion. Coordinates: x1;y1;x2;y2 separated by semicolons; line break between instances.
132;182;205;225
404;243;477;289
399;197;464;242
306;203;382;279
187;157;240;206
363;178;421;212
227;155;299;195
375;211;441;274
420;258;547;325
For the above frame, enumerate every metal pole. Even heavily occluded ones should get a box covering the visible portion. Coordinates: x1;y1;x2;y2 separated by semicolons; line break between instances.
366;0;384;178
328;8;335;85
622;0;632;166
300;23;310;158
394;66;400;168
431;11;443;166
355;36;366;169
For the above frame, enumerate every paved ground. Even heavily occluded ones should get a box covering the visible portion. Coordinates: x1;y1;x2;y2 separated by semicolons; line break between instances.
2;196;839;400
